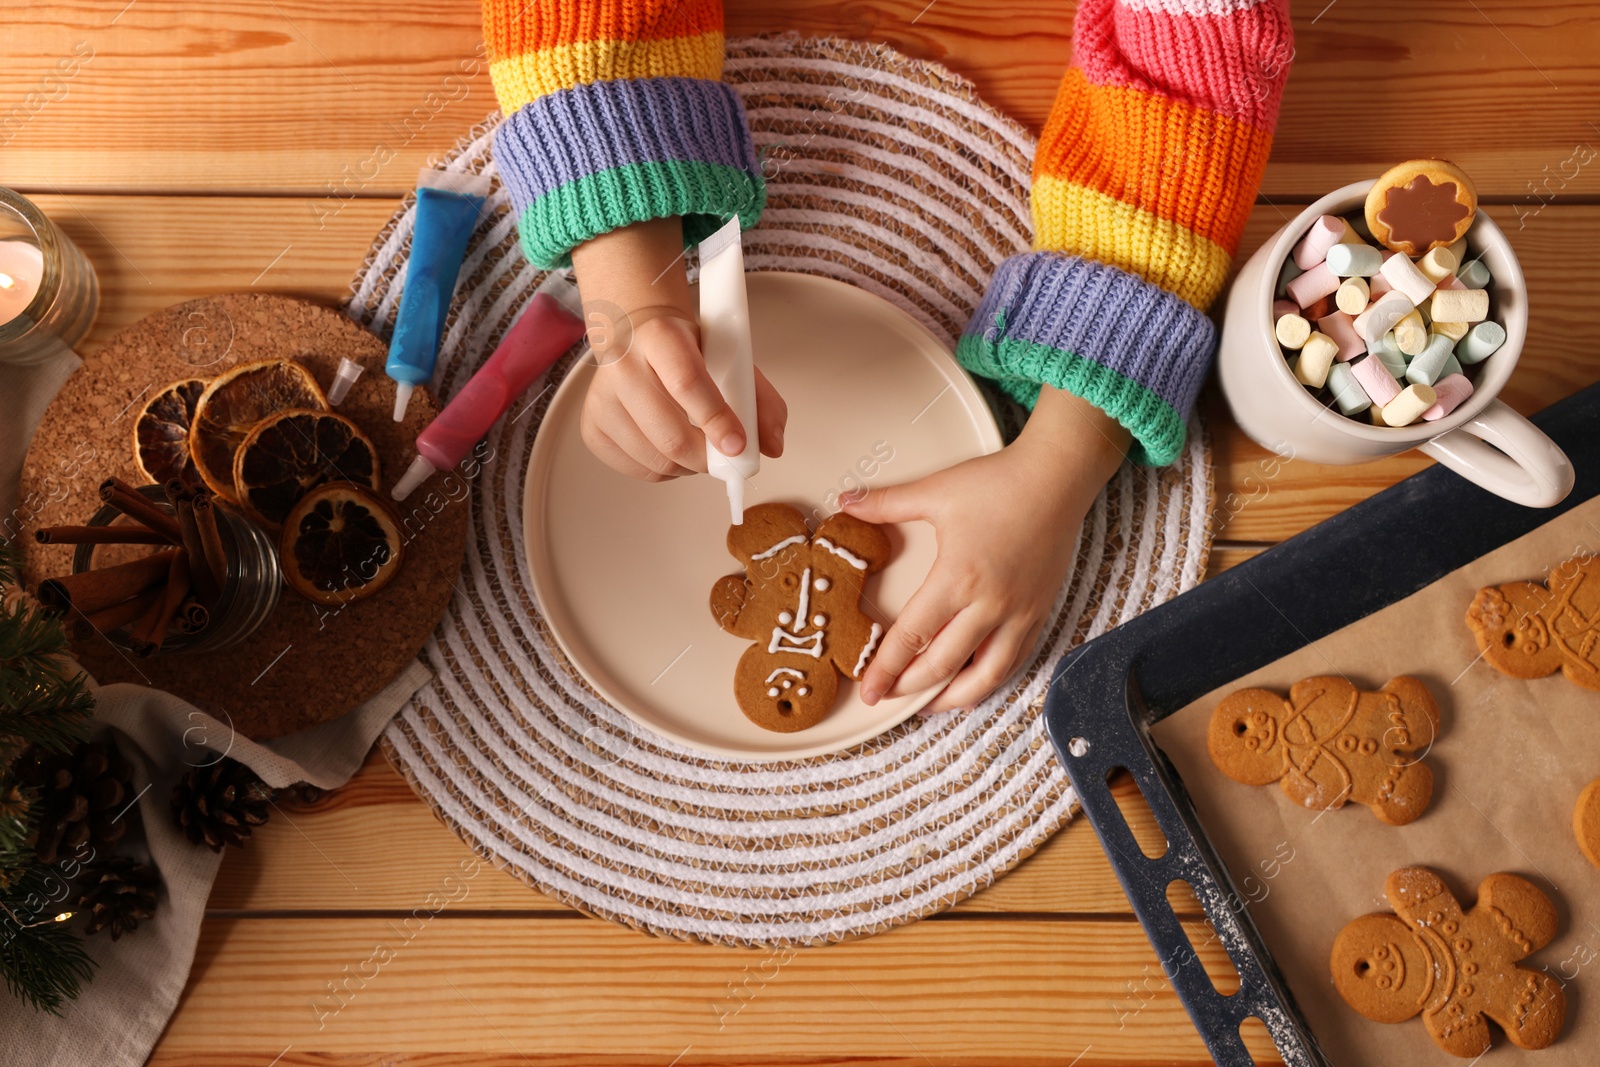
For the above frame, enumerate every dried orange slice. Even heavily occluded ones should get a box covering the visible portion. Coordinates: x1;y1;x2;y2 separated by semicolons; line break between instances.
233;409;379;527
189;360;327;503
133;377;207;485
278;482;405;605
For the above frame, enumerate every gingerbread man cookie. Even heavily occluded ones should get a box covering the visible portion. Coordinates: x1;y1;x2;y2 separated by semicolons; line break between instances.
709;503;890;733
1332;867;1566;1057
1364;158;1478;256
1207;676;1440;825
1574;779;1600;870
1466;556;1600;691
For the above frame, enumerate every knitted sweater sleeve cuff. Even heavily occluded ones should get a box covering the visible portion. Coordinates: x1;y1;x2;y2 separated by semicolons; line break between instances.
493;76;766;269
955;251;1215;467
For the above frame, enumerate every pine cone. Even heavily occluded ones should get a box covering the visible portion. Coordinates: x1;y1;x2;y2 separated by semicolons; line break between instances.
75;855;160;940
170;759;272;852
17;741;136;865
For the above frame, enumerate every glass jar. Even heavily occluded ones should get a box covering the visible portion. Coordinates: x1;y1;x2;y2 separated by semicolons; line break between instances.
72;487;281;654
0;186;99;366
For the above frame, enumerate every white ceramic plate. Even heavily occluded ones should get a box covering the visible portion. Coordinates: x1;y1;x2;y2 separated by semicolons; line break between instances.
523;272;1002;760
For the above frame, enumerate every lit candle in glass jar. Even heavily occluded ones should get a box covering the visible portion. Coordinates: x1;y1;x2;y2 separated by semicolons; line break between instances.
0;188;99;365
0;240;45;324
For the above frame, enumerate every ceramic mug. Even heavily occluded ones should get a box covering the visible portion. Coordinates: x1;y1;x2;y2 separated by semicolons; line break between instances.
1218;180;1573;508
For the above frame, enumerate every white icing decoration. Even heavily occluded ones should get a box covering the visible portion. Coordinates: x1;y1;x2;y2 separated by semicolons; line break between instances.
768;629;825;658
767;687;779;697
792;567;811;634
815;537;869;569
778;611;793;625
750;534;805;561
764;667;805;684
813;577;830;591
812;613;827;627
781;679;793;689
853;622;884;678
797;686;810;696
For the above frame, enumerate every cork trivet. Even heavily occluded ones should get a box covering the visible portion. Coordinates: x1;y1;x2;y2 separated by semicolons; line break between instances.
18;293;469;738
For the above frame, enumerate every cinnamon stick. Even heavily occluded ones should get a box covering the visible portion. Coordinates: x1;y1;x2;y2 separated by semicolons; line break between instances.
177;598;210;635
191;493;227;598
70;588;163;640
97;478;181;542
174;495;215;604
35;525;169;546
131;550;190;653
37;549;178;614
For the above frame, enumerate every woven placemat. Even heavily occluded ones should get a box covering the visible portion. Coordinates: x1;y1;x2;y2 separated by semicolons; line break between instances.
347;34;1215;947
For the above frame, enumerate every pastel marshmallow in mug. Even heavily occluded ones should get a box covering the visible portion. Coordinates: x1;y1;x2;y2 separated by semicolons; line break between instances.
1354;291;1415;343
1351;352;1402;407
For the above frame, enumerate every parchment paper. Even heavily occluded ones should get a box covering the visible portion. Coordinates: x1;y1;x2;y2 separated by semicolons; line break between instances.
1152;496;1600;1065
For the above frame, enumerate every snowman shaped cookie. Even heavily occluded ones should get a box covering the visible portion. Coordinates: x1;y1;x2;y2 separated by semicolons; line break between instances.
709;503;890;732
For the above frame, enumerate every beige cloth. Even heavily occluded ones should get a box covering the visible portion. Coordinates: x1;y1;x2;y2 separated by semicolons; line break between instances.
0;345;431;1064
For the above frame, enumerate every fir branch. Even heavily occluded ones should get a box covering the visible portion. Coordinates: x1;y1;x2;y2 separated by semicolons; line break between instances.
0;864;95;1014
0;671;92;756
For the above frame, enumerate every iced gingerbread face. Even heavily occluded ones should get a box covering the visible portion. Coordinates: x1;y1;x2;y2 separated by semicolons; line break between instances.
1467;584;1562;678
710;503;891;733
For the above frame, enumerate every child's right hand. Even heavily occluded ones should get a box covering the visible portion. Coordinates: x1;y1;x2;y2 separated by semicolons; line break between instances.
569;218;787;481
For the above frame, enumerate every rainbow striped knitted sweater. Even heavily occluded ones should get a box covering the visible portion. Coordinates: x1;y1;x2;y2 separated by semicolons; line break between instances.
483;0;1293;466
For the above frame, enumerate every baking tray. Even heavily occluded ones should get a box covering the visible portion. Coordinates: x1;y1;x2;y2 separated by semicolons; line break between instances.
1042;382;1600;1066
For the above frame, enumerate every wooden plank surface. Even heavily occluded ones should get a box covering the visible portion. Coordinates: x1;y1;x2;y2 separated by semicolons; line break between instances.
3;2;1597;199
148;917;1275;1066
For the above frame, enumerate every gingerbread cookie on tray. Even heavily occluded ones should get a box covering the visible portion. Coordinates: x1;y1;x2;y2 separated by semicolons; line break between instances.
1331;866;1566;1057
709;503;890;733
1206;675;1440;825
1466;556;1600;691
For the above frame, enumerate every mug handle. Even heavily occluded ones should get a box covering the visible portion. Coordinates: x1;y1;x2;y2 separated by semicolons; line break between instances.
1418;399;1574;508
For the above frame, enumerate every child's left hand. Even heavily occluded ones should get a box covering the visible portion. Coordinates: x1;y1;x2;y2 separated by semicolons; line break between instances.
843;386;1130;714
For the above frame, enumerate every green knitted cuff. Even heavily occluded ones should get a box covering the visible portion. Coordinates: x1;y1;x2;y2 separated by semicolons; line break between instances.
955;333;1187;466
514;160;765;270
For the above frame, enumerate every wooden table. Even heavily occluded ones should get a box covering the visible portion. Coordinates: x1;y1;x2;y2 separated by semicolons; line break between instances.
5;2;1597;1063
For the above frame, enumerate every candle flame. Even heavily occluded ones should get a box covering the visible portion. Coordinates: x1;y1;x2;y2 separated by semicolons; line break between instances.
0;272;13;290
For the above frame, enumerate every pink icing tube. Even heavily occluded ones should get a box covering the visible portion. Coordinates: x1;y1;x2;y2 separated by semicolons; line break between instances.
391;274;586;501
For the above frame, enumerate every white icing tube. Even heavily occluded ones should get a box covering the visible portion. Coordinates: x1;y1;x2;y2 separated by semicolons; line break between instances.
697;216;761;524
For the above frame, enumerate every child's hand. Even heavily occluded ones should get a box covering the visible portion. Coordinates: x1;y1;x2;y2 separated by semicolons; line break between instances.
843;386;1130;714
570;218;787;481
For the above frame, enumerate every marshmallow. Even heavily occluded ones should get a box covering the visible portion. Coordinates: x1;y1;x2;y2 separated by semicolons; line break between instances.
1394;309;1428;355
1441;352;1464;380
1369;332;1407;378
1276;256;1305;299
1417;245;1460;283
1382;383;1438;427
1326;243;1383;277
1293;215;1347;269
1275;313;1312;350
1456;321;1506;364
1352;353;1402;408
1335;277;1371;316
1422;373;1474;420
1380;252;1440;305
1287;262;1341;308
1273;299;1300;321
1317;311;1367;362
1430;319;1470;343
1456;258;1491;290
1354;290;1416;343
1406;333;1455;387
1293;333;1339;388
1430;288;1490;324
1368;253;1399;298
1327;363;1372;415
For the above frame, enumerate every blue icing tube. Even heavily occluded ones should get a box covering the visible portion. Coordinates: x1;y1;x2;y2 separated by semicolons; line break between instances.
386;166;490;421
